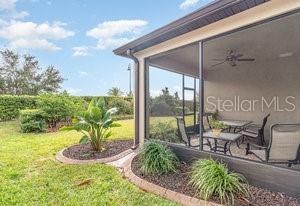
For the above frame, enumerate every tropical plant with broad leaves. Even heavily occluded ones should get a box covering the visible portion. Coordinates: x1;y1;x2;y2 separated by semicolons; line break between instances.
61;98;121;151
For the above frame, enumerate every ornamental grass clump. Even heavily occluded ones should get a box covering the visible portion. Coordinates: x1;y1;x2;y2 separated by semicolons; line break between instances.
189;159;249;205
139;140;178;175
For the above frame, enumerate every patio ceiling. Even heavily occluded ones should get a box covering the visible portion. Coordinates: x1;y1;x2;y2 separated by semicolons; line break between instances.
148;11;300;77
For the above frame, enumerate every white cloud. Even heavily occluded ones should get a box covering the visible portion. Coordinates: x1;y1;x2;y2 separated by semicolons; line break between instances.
13;11;29;19
179;0;199;9
0;0;16;11
0;0;28;20
72;46;89;56
8;38;60;51
0;20;74;51
0;18;8;26
0;21;74;40
87;20;148;50
78;71;88;76
66;87;82;95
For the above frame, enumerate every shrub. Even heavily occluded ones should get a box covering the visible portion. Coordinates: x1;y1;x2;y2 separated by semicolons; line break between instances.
0;95;132;123
0;95;37;121
107;97;133;115
189;159;249;205
60;98;121;151
150;101;174;116
37;93;83;127
19;109;46;133
138;140;178;175
149;121;180;143
174;106;190;116
81;96;133;104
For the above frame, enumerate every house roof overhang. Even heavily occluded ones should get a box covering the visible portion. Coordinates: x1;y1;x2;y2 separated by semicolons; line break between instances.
113;0;269;57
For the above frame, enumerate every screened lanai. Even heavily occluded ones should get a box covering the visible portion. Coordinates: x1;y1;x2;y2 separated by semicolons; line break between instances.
145;11;300;170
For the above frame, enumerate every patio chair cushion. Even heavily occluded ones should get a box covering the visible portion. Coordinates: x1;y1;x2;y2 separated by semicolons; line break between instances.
241;131;258;138
244;125;260;134
177;117;190;145
269;125;300;161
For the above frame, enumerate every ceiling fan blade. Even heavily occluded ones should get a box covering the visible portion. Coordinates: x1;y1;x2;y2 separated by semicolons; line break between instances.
212;58;225;61
236;54;244;58
210;60;227;68
237;58;255;61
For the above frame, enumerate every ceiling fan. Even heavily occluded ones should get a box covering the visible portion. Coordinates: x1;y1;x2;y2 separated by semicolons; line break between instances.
211;50;255;67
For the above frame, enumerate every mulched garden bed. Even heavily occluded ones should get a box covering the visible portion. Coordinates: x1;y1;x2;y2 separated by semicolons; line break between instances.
63;140;133;160
131;156;300;206
46;121;72;133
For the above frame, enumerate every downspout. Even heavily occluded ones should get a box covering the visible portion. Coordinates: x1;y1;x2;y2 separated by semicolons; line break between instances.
126;49;140;149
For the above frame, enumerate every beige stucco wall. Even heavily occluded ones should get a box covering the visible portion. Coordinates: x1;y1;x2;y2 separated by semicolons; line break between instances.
204;58;300;139
135;0;300;143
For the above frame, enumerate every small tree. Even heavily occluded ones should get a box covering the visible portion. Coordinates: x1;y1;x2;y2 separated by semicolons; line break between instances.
107;87;123;96
61;98;121;151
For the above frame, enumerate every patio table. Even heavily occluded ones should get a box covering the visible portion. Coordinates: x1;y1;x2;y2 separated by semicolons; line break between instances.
202;131;243;155
220;120;252;133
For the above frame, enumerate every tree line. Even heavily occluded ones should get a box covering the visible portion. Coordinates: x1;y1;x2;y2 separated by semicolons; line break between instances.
0;49;64;95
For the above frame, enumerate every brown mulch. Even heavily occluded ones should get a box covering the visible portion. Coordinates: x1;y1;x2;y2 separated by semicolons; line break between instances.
46;121;72;133
63;140;133;160
131;156;300;206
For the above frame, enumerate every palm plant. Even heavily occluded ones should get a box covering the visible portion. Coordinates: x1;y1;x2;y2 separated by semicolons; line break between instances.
61;98;121;151
189;159;249;205
107;87;124;96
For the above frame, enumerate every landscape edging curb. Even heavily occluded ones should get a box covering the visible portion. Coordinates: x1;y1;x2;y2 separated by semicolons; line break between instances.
122;153;222;206
56;147;133;164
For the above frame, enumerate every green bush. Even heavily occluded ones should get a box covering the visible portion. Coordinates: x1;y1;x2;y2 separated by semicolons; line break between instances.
37;93;84;127
19;109;46;133
0;94;132;124
150;101;174;116
138;140;178;175
82;96;132;106
107;97;133;115
189;159;249;205
174;106;190;116
149;121;180;143
0;95;37;121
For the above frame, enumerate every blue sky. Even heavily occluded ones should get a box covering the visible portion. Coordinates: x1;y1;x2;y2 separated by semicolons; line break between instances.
0;0;212;96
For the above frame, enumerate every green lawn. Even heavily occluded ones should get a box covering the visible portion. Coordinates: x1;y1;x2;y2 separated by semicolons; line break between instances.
0;120;177;206
150;115;196;128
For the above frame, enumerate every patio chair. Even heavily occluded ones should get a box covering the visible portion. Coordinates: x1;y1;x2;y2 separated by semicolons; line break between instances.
242;114;270;146
176;116;199;147
246;124;300;167
203;112;214;130
176;116;212;149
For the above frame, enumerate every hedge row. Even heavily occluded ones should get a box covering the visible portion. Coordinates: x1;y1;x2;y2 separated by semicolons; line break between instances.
0;95;133;122
81;96;133;103
0;95;37;121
